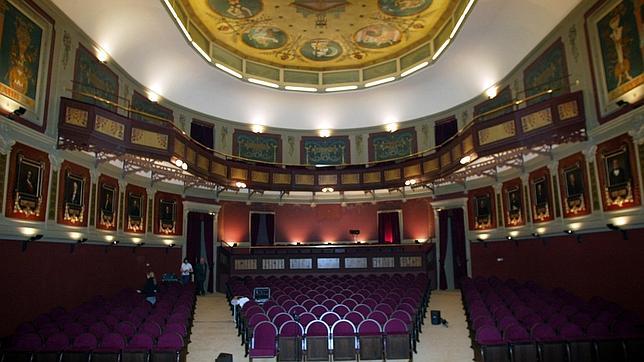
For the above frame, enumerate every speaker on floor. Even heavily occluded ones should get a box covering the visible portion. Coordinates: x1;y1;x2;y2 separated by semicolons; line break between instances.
215;352;233;362
431;310;441;325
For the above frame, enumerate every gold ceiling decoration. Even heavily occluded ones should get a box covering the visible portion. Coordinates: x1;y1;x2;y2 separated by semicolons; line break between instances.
166;0;475;90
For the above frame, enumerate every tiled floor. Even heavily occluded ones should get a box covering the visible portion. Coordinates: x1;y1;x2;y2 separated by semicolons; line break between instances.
187;290;473;362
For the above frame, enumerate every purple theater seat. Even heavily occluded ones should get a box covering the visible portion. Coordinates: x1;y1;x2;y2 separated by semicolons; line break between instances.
101;315;119;330
8;332;42;351
547;313;568;330
531;323;559;342
88;322;110;341
321;299;337;310
344;311;364;328
559;323;585;341
140;321;162;340
310;305;329;318
42;332;70;351
297;312;317;328
62;322;85;339
374;303;394;317
287;304;306;317
249;321;278;360
165;322;187;339
68;332;98;351
504;325;531;343
301;299;317;310
16;322;36;335
586;322;611;340
476;326;504;345
125;333;154;351
391;310;413;328
152;332;184;358
473;316;495;331
332;305;350;318
366;311;388;327
321;312;341;327
570;312;593;329
115;321;137;340
281;299;297;312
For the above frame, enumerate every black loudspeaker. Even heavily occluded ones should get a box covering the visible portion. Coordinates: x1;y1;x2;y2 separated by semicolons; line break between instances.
215;353;233;362
431;310;441;325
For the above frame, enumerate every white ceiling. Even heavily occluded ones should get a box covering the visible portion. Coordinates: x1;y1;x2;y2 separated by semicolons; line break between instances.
52;0;581;130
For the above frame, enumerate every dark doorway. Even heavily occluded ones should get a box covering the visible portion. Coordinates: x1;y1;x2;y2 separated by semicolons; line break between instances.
438;208;467;290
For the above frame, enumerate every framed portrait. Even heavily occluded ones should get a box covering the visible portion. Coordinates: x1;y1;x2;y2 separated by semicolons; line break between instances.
0;0;55;131
98;183;116;228
505;185;523;226
474;194;492;229
585;0;643;121
62;170;85;223
13;153;44;216
127;192;144;232
601;145;635;207
530;168;553;223
158;199;177;234
560;160;589;216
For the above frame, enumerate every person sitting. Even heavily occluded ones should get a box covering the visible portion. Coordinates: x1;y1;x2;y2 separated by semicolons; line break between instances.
138;271;157;305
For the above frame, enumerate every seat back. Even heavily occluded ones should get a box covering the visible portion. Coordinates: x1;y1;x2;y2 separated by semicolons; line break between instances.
383;318;410;360
304;321;330;361
331;320;356;361
249;321;277;358
278;321;304;362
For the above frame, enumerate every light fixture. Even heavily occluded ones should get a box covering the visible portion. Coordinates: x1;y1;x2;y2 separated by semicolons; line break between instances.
181;162;188;171
365;76;396;88
404;179;417;186
321;187;334;193
235;181;247;189
450;0;476;39
506;235;513;240
105;235;114;242
385;123;398;133
96;48;109;62
325;85;358;92
400;61;429;77
616;100;630;107
531;232;540;237
163;0;192;41
111;240;119;245
485;86;498;99
28;234;43;242
285;86;317;92
476;237;485;242
8;106;26;120
607;223;628;240
432;39;450;61
232;243;237;247
174;158;184;168
77;238;88;244
191;41;212;62
564;229;574;235
319;129;331;138
251;124;264;134
215;63;242;78
248;78;279;89
147;91;160;103
460;152;478;165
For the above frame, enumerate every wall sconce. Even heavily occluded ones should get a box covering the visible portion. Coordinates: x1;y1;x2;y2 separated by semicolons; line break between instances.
8;106;26;120
22;234;43;252
607;223;628;240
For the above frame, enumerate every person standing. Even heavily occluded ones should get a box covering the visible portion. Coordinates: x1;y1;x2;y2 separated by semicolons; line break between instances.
194;257;208;296
138;271;157;305
180;258;193;285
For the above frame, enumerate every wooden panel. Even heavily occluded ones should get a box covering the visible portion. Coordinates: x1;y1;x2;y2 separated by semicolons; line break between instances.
273;173;291;184
341;173;360;185
404;164;421;178
423;159;439;173
400;256;422;267
295;174;314;185
262;259;285;270
211;161;227;177
521;108;553;133
290;258;312;269
372;257;395;268
462;134;474;154
345;257;367;268
234;259;257;270
230;167;248;180
317;258;340;269
384;168;401;182
557;100;579;120
440;152;451;166
174;139;186;158
451;144;462;162
318;174;337;185
197;154;209;171
478;120;516;146
94;116;125;140
131;128;168;150
186;147;196;164
251;170;269;183
64;107;88;127
364;171;381;184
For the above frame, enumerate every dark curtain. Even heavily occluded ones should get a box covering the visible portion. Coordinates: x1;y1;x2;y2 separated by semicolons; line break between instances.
250;213;274;246
190;122;214;149
450;208;467;289
203;215;214;292
378;212;401;244
438;210;449;290
186;212;215;292
435;118;458;146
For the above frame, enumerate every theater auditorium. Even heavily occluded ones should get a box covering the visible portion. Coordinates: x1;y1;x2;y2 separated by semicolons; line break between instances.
0;0;643;361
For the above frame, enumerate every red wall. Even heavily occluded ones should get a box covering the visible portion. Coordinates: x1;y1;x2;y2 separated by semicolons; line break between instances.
218;198;434;243
0;240;181;337
470;229;644;318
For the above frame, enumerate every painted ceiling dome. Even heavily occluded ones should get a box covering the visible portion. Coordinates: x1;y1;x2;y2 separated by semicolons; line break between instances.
172;0;468;89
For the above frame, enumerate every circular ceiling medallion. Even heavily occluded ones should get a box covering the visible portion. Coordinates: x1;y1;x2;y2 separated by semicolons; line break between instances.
300;39;343;61
378;0;433;17
354;24;402;49
208;0;263;19
242;27;288;49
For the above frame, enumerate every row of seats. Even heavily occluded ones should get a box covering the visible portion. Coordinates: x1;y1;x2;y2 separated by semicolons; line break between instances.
462;276;644;362
1;283;196;362
227;273;431;360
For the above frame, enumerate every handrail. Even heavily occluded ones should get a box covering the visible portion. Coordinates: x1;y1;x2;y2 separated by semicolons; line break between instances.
67;77;571;169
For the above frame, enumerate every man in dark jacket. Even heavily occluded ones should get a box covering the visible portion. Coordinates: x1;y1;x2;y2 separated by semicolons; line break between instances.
194;257;208;296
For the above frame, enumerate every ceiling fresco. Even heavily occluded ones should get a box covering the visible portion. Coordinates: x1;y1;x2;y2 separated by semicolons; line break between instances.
181;0;458;71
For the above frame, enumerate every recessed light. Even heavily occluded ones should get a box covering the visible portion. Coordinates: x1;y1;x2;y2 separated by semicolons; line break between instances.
365;76;396;88
432;39;450;60
215;63;242;78
401;61;429;77
248;78;279;88
325;85;358;92
285;86;317;92
191;41;212;62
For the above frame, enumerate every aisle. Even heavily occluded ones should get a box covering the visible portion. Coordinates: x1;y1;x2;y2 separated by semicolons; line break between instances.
418;290;474;361
188;293;247;362
187;290;473;362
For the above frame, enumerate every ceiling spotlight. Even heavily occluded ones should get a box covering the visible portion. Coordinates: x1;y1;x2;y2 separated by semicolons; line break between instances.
531;232;540;237
251;124;264;134
365;76;396;88
325;85;358;92
485;86;498;99
285;86;317;92
181;162;188;171
96;48;109;62
174;158;184;167
460;152;478;165
404;179;417;186
147;91;160;103
235;181;247;189
400;61;429;77
169;243;175;248
319;129;331;138
564;229;574;235
111;240;119;245
506;235;513;240
385;123;398;133
321;187;334;193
